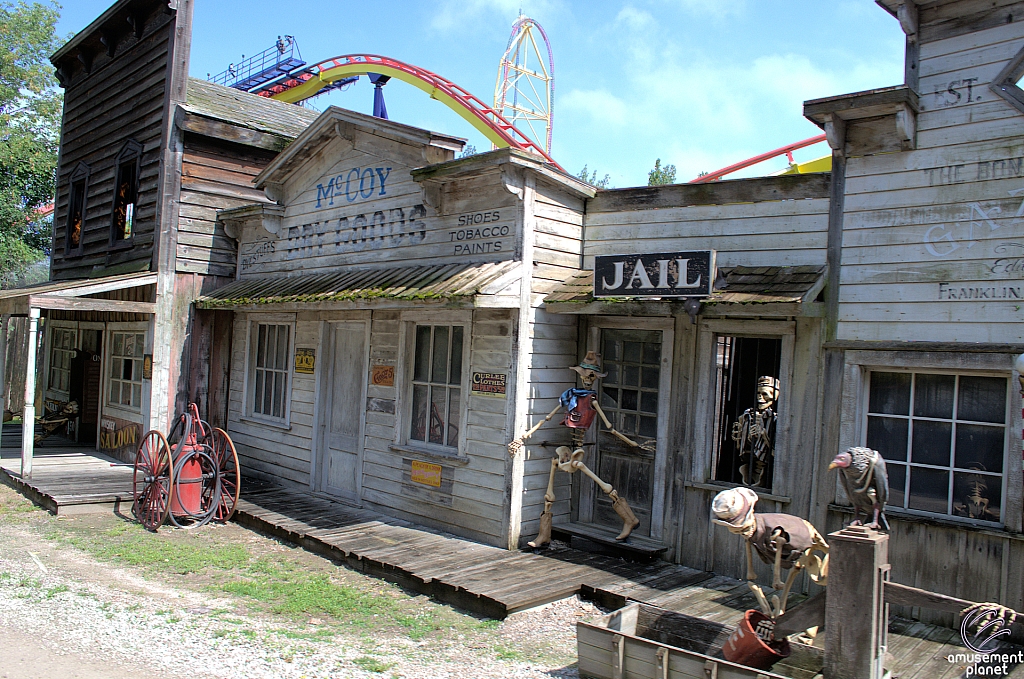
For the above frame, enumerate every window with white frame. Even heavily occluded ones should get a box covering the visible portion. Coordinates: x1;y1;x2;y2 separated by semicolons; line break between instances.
864;371;1009;523
248;323;291;421
108;331;145;410
408;324;464;450
48;327;77;393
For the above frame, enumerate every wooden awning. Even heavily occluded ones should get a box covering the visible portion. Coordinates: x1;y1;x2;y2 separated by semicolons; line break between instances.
544;265;826;316
196;261;523;310
0;272;158;316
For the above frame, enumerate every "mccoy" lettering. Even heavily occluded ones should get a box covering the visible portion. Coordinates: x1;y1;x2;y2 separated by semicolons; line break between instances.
315;167;392;208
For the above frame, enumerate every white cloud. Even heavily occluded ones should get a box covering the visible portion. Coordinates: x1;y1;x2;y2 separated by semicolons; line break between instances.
430;0;558;32
669;0;747;19
615;6;656;32
560;88;632;127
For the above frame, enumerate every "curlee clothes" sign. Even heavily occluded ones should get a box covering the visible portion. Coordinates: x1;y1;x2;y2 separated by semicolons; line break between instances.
594;250;715;298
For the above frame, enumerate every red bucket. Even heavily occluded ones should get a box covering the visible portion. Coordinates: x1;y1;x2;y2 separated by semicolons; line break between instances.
723;610;791;670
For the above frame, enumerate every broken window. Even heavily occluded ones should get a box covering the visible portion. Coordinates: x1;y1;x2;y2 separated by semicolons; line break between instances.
110;141;141;244
65;163;89;255
711;336;782;489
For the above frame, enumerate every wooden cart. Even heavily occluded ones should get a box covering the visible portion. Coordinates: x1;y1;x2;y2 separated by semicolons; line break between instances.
577;603;822;679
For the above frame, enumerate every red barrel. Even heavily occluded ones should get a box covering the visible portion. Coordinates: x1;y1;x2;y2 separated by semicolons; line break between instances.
170;452;203;516
723;609;791;670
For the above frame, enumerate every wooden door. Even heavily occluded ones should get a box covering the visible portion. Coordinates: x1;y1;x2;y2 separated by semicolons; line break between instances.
591;328;664;537
318;322;368;504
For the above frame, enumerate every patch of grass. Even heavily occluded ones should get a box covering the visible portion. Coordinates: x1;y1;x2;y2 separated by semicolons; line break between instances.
352;656;394;673
49;521;251;575
0;485;44;521
494;645;524;662
273;627;337;642
44;584;69;598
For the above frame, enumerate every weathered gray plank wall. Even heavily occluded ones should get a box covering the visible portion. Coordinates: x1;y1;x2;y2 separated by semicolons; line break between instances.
51;4;173;280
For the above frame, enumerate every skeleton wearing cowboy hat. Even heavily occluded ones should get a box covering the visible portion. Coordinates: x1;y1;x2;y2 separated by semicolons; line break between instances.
711;487;829;619
508;351;648;548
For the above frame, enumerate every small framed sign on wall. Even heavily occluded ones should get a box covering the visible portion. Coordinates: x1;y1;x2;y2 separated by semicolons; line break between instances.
594;250;715;298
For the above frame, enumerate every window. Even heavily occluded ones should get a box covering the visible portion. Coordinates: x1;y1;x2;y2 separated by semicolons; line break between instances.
48;327;77;393
711;336;782;489
408;324;464;450
865;371;1008;524
65;163;89;255
108;331;145;410
110;140;141;244
249;323;291;421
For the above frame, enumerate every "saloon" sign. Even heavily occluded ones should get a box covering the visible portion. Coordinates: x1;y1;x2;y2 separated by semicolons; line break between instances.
594;251;715;298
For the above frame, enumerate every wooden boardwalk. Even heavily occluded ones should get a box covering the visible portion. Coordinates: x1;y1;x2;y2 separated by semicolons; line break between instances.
0;423;134;514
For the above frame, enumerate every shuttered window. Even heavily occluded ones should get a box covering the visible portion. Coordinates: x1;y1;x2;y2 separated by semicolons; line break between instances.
865;371;1008;524
249;323;292;421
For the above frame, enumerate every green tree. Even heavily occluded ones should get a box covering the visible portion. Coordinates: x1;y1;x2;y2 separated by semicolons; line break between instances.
647;158;676;186
577;164;611;189
0;1;63;288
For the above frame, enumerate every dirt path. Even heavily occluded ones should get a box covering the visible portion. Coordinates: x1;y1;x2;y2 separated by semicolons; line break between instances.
0;483;600;679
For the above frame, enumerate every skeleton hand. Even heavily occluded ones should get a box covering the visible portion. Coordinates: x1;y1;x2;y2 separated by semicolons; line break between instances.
507;438;524;458
749;422;764;438
961;602;1018;636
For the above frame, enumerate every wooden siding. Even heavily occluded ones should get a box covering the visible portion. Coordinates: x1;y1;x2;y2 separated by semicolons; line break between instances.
226;308;517;547
582;198;831;269
838;18;1024;342
51;6;173;280
178;135;278;276
234;133;515;277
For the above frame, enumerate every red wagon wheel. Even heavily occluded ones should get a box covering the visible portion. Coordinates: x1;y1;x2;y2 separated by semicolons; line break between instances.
211;428;240;522
132;430;173;531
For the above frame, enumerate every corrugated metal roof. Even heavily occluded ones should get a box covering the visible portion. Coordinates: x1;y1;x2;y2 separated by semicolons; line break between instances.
197;262;521;309
184;78;319;140
544;265;826;306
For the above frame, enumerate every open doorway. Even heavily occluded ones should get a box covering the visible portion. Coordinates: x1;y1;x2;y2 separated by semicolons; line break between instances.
70;329;102;446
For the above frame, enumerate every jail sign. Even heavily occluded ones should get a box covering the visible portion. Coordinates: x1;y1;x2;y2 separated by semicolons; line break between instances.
594;250;715;298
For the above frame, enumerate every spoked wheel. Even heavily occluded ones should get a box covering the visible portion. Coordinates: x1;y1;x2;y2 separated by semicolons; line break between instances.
167;446;219;529
132;431;173;532
210;428;240;522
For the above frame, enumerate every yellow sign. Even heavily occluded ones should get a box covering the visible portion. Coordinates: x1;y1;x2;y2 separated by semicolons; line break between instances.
410;460;442;488
471;372;507;397
371;364;395;386
294;348;315;374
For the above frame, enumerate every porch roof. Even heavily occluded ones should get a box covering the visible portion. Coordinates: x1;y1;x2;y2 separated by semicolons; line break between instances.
0;272;158;316
543;265;826;315
195;261;522;310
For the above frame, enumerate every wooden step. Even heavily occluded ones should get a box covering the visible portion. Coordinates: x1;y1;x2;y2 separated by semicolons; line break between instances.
552;522;669;561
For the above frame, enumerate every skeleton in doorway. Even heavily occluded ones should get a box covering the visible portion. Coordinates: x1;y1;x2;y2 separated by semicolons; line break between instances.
712;487;829;619
508;351;653;548
731;376;780;487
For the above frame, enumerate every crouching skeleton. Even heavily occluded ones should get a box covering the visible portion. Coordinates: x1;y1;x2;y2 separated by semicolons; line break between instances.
508;352;652;548
712;487;829;619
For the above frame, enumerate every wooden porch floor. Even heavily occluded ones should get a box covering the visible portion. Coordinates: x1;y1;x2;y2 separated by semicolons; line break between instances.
0;423;134;514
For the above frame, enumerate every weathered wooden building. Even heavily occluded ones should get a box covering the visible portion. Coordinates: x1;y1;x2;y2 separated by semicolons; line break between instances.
197;0;1024;617
7;0;1022;620
0;0;316;468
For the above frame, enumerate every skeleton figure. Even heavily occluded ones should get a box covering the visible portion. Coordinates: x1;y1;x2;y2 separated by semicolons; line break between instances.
731;376;779;487
508;351;648;548
712;488;829;619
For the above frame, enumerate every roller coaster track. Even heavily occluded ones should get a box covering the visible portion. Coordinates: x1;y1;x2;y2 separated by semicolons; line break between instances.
261;54;562;169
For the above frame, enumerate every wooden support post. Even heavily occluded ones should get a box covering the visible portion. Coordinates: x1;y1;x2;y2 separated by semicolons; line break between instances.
0;313;9;450
21;307;39;480
824;526;889;679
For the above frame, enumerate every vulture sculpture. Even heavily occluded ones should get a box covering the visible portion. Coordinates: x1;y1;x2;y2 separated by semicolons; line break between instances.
829;446;890;530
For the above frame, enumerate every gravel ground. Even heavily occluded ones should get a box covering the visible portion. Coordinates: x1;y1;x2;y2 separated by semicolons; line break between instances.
0;488;608;679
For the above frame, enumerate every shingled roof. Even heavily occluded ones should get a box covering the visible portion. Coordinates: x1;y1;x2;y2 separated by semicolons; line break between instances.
545;265;826;309
184;78;319;140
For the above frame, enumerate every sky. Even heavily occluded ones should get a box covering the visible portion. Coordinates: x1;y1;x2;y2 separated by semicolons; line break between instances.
55;1;906;188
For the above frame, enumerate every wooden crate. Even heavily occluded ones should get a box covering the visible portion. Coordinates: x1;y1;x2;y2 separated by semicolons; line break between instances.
577;603;819;679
